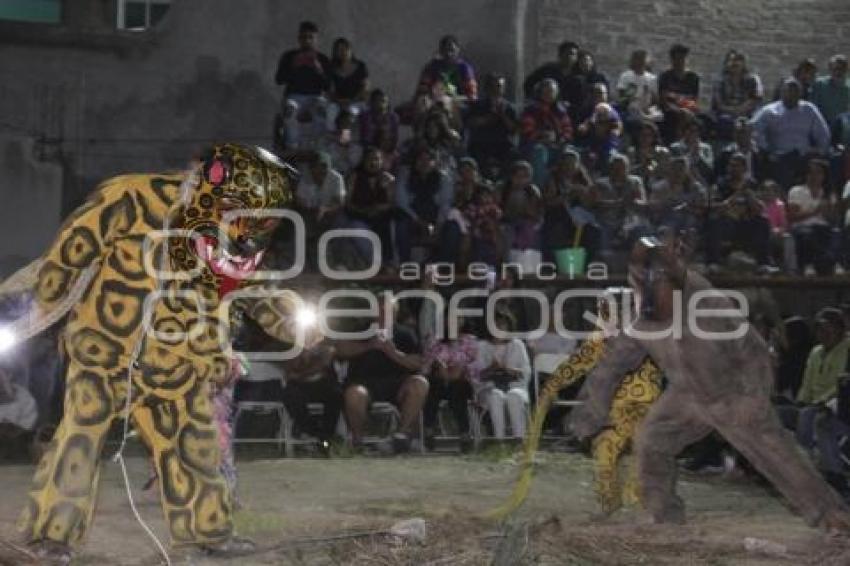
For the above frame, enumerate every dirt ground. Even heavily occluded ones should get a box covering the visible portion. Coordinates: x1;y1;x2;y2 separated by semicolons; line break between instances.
3;448;850;565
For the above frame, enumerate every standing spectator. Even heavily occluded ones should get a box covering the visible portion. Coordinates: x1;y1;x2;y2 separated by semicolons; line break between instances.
712;50;764;140
475;309;531;440
616;49;661;141
658;44;701;144
327;37;370;130
787;158;839;275
418;34;478;100
751;78;831;190
520;78;573;187
345;147;396;268
574;50;610;125
590;153;651;257
812;54;850;131
670;115;715;185
359;89;400;155
774;58;818;101
281;343;343;445
706;153;772;272
335;294;429;452
395;146;454;263
523;40;583;111
465;73;519;178
275;21;332;147
715;117;764;181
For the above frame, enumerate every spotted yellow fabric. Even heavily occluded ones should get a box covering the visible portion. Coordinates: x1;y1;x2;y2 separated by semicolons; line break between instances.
555;333;663;513
18;144;301;547
492;331;662;519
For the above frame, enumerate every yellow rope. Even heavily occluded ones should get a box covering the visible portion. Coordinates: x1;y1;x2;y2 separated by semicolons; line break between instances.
487;337;602;520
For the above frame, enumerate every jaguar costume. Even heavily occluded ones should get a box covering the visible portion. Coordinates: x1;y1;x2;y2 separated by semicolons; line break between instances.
4;143;307;559
494;289;662;518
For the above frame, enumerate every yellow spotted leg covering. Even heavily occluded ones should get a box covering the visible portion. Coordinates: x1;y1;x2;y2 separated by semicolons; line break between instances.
491;333;662;518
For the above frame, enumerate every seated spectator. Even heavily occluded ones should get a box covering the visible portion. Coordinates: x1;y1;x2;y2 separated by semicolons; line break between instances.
589;153;651;257
617;49;662;142
465;73;519;178
327;37;370;130
574;50;611;125
297;151;346;233
520;78;574;187
435;159;490;268
706;153;772;272
359;89;400;155
462;184;506;268
649;156;708;232
658;43;701;144
712;50;764;140
843;178;850;269
422;316;478;451
523;40;583;110
281;343;343;445
344;147;396;268
670;114;715;185
395;146;454;263
501;160;544;254
787;158;840;275
812;54;850;133
627;120;665;185
321;110;362;178
752;78;831;190
417;34;478;101
542;148;595;261
335;294;429;452
275;21;332;148
409;112;461;174
757;180;790;268
777;308;849;461
475;309;531;440
577;101;623;174
0;367;37;459
715;117;764;181
773;58;818;101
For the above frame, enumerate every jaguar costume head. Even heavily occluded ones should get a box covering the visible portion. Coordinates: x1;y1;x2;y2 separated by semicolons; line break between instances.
169;143;297;287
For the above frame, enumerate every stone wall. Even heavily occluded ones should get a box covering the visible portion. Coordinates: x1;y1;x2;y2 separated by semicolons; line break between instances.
532;0;850;103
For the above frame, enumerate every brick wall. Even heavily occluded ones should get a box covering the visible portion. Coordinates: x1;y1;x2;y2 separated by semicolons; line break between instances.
532;0;850;101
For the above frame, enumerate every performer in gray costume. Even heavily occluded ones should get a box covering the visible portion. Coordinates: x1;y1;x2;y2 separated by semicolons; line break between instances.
569;233;850;530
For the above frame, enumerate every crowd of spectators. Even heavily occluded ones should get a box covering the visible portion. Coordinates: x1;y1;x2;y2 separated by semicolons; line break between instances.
273;21;850;277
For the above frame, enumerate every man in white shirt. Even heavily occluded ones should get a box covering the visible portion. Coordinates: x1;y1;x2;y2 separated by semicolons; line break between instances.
617;49;660;140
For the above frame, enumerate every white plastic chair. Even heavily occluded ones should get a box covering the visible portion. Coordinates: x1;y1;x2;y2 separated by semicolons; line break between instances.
533;352;582;437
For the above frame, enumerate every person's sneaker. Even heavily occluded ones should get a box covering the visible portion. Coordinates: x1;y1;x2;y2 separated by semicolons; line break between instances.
392;432;411;454
756;264;779;276
201;535;256;557
28;539;72;566
706;263;722;275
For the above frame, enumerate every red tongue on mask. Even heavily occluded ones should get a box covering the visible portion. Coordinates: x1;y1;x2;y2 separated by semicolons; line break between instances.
195;235;262;298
